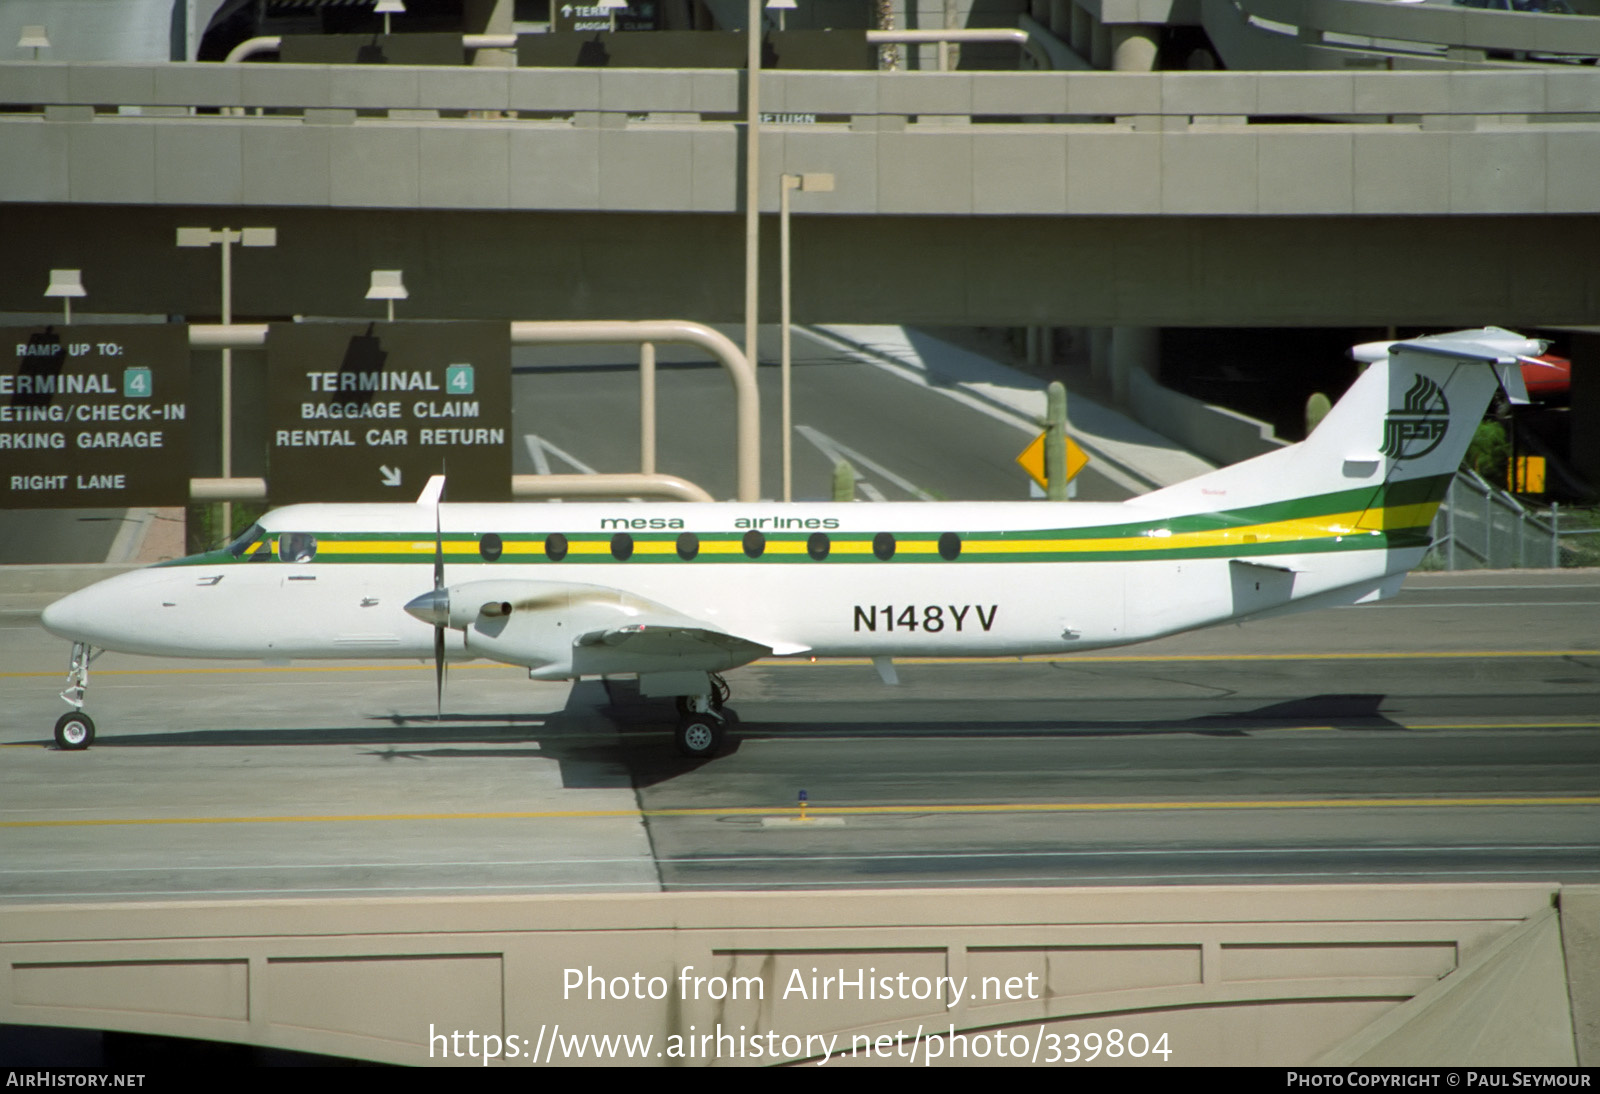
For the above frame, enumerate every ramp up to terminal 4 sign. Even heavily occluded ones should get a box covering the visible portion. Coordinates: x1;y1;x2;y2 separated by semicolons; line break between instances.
1;325;191;509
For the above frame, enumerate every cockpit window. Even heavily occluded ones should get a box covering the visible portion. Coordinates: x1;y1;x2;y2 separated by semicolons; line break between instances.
227;523;272;561
278;532;317;563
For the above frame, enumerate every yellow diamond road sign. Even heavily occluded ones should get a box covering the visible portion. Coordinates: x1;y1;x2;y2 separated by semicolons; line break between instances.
1016;431;1089;490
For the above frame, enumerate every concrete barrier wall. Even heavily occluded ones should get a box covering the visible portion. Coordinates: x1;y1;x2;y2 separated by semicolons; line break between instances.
1128;367;1286;467
4;61;1598;118
1;884;1592;1066
2;102;1597;218
2;63;1599;218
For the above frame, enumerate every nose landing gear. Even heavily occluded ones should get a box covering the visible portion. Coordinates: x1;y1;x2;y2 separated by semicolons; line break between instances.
54;642;100;750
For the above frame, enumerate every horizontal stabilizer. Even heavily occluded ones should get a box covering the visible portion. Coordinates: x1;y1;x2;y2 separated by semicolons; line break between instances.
1353;328;1539;405
1349;327;1546;366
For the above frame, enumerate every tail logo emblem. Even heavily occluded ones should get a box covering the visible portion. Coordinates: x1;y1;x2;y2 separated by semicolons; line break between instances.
1382;375;1449;460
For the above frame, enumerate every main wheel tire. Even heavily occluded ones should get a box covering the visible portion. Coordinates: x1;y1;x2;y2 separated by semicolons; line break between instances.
674;715;725;759
54;711;95;751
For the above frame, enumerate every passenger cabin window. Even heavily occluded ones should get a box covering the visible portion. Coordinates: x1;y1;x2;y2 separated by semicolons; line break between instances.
676;532;699;560
873;532;896;560
545;533;567;561
742;530;765;558
807;532;829;560
938;532;962;560
479;533;503;561
611;533;634;561
278;533;317;563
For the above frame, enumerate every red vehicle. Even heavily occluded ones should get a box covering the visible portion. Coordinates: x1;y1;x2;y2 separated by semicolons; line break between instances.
1520;354;1571;401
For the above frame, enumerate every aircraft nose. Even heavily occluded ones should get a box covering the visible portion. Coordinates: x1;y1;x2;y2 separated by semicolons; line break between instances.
41;587;99;643
40;569;182;653
404;588;450;628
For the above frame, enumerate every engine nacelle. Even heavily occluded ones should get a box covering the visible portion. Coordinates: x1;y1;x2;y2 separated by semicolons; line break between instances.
428;579;762;678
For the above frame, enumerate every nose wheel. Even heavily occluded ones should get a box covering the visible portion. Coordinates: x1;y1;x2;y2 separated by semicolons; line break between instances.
53;641;101;750
54;711;96;751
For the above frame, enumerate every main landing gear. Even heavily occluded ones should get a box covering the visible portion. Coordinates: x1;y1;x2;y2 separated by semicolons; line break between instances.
672;672;736;759
54;642;100;750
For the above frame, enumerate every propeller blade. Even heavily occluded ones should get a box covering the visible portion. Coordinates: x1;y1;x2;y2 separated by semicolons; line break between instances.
434;624;445;720
433;504;444;593
433;474;445;719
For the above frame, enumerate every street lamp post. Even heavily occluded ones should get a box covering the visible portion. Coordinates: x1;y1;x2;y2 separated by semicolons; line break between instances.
366;270;408;321
744;0;763;479
766;0;795;31
17;26;49;61
598;0;628;31
374;0;405;35
176;226;277;542
779;172;834;502
44;269;85;325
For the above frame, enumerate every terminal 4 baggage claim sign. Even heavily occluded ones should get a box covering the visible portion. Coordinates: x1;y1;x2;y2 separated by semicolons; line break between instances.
267;322;511;503
2;325;191;508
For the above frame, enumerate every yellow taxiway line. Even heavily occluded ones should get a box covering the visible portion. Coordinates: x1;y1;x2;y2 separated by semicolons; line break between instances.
3;795;1597;830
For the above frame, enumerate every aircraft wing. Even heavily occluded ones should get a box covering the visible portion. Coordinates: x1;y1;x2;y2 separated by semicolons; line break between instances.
409;577;808;677
576;622;773;661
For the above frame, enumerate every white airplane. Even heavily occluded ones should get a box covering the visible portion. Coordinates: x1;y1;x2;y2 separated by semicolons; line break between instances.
39;328;1539;758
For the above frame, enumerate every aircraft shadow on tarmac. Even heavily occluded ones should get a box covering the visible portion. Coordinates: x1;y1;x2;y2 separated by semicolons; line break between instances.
57;687;1403;790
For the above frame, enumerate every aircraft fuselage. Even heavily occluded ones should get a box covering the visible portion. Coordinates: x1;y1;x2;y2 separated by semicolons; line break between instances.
40;499;1421;667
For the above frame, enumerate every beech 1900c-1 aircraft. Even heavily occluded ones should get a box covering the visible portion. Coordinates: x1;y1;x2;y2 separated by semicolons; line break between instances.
40;329;1538;757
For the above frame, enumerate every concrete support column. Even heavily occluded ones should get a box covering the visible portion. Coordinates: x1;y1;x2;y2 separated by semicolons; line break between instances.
1070;3;1092;59
1049;0;1072;39
1025;325;1055;369
1089;327;1112;384
1570;333;1600;493
1110;24;1160;72
1110;325;1158;407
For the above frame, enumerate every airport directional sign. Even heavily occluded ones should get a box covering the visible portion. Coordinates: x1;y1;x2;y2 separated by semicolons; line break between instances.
552;0;657;32
1;324;191;508
266;322;511;503
1016;429;1089;491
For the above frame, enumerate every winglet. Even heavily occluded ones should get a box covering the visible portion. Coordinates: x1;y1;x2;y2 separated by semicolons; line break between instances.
416;475;446;507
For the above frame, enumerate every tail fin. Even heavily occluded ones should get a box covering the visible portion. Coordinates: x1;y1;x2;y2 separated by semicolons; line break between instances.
1141;328;1540;540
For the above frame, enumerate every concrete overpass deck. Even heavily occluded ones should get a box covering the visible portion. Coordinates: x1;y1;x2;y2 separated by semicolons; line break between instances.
3;62;1599;327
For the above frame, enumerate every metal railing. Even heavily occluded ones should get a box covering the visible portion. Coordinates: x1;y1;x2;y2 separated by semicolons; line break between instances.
1425;469;1592;570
